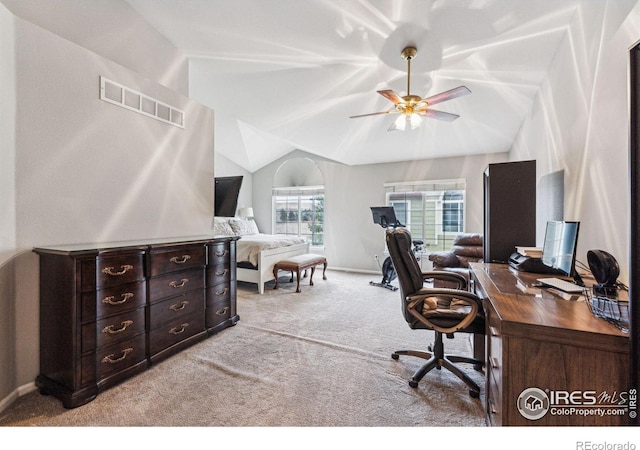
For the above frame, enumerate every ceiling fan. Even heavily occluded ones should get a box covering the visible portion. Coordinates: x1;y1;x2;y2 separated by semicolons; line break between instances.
350;46;471;131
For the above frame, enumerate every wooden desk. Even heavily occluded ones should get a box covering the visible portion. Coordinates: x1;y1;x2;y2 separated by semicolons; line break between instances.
470;263;631;426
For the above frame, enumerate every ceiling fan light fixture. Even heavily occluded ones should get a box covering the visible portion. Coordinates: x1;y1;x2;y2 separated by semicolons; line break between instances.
350;46;471;127
390;112;422;131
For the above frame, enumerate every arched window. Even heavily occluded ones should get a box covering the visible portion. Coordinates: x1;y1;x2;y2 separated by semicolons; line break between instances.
272;158;324;247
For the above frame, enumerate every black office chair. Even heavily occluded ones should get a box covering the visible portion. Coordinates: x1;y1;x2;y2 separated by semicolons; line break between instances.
385;227;485;397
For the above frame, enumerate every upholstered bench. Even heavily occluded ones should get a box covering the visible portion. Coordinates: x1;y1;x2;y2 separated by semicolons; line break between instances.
273;254;327;293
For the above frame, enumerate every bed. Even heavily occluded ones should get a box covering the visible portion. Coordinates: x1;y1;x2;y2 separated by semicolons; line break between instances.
214;217;310;294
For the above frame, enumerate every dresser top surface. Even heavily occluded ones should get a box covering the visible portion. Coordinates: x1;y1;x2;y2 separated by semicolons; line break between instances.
34;235;237;254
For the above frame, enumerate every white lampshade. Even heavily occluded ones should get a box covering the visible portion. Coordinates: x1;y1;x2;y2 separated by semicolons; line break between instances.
238;207;254;218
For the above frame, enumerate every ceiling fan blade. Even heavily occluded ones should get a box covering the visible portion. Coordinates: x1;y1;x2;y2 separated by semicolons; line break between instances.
378;90;404;105
423;86;471;106
417;108;460;122
350;110;397;119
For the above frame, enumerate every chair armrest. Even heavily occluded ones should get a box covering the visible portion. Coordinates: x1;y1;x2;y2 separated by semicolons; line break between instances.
422;270;468;290
406;288;482;334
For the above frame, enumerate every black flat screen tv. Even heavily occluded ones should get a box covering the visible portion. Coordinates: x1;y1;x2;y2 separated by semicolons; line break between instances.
214;176;243;217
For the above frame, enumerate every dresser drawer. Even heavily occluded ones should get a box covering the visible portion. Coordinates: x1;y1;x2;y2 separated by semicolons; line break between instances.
148;244;207;277
148;268;205;301
82;251;146;290
81;280;146;321
207;282;231;304
82;307;146;353
208;241;233;266
207;262;231;287
82;334;147;385
149;289;205;329
149;311;205;355
206;299;231;329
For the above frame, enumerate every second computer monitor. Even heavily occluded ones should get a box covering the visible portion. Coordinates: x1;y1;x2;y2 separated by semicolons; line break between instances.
541;220;580;277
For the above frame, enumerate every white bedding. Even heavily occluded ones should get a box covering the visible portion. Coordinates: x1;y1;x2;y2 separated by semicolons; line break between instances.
237;234;308;266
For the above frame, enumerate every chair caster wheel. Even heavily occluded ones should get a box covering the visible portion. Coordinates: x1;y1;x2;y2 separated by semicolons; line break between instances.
469;390;480;398
391;353;399;360
409;380;419;388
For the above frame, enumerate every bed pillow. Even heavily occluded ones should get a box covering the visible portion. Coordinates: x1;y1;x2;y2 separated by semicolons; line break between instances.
229;218;260;236
213;219;234;236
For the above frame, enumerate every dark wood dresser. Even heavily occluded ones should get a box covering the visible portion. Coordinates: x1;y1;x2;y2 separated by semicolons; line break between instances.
34;236;239;408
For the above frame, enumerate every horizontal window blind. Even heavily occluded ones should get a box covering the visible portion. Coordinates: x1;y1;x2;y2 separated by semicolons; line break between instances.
272;185;324;196
384;179;466;193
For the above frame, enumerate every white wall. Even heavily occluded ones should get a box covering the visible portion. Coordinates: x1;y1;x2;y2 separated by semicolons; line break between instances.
0;0;188;95
0;13;215;406
252;150;507;273
511;0;640;283
0;2;17;409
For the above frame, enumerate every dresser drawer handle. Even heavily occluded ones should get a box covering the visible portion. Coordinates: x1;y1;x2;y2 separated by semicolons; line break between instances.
215;250;229;257
169;278;189;288
170;255;191;264
169;323;190;335
490;356;500;369
215;287;228;296
215;306;229;316
102;265;134;276
101;347;133;364
102;320;134;334
215;269;229;277
489;326;500;337
170;300;189;311
102;292;134;305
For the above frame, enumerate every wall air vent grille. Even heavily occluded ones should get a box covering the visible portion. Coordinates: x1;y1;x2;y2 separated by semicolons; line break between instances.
99;76;185;128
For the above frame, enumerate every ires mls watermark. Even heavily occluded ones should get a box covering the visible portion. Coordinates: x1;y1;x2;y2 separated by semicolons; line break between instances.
517;387;637;420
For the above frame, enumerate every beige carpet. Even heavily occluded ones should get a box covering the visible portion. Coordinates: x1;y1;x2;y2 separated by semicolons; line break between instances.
0;270;485;427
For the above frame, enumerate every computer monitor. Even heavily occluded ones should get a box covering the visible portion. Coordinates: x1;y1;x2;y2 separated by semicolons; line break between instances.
370;206;404;228
541;220;581;281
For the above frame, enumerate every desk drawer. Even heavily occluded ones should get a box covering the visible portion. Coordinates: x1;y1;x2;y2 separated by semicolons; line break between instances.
487;373;502;426
148;244;206;276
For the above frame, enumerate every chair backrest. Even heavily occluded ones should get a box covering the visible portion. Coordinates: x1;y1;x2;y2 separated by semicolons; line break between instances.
385;228;424;298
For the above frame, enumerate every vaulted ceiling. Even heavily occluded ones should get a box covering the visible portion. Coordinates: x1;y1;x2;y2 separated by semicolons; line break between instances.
123;0;595;172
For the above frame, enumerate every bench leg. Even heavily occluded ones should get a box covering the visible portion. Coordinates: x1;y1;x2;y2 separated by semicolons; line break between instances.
295;269;302;293
322;261;327;280
273;267;280;290
309;266;315;286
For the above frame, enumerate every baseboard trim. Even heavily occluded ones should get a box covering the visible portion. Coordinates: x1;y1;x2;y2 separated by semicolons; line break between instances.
328;267;379;275
0;381;37;414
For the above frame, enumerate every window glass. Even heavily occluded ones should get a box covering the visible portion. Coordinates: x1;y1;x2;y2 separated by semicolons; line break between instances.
385;180;466;252
273;188;324;246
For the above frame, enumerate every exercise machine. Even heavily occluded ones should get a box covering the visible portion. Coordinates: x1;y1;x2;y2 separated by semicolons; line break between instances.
369;206;423;291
